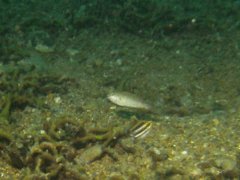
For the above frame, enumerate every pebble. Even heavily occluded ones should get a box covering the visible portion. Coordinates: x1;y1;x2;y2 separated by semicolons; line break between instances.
35;44;54;53
148;147;168;162
66;48;79;56
54;97;62;104
214;156;236;171
75;144;103;165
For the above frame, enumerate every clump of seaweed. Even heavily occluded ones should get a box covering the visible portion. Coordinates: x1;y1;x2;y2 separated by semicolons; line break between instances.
0;113;147;178
0;128;13;148
0;62;76;123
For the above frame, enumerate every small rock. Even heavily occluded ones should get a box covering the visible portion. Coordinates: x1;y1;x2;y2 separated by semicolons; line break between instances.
94;59;103;67
66;48;79;56
75;144;103;165
116;58;123;66
148;147;168;162
54;97;62;104
214;156;236;171
35;44;54;53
